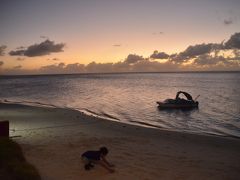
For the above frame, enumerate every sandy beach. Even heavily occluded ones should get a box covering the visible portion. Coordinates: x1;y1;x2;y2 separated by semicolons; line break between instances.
0;101;240;180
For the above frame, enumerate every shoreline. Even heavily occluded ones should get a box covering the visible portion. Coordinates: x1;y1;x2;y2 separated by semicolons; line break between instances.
1;99;239;139
1;102;240;180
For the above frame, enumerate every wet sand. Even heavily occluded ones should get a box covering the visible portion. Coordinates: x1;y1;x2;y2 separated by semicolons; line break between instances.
0;102;240;180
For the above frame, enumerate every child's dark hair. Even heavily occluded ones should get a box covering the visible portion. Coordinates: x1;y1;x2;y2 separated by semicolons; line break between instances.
99;147;108;155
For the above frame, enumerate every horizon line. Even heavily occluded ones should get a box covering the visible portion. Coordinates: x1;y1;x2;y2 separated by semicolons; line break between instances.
1;70;240;77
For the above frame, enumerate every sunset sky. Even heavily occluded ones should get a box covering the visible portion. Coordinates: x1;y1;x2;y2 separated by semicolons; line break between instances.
0;0;240;74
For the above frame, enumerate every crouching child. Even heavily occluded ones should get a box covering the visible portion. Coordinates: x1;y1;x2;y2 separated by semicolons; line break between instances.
81;147;115;173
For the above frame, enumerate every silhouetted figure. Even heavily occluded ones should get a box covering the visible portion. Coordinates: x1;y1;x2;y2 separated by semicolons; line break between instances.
81;147;115;173
175;91;193;101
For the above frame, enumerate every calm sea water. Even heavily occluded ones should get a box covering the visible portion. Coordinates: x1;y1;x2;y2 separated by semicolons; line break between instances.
0;72;240;138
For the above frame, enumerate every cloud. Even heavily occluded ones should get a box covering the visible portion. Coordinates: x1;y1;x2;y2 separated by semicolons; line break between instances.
86;61;113;72
113;44;121;47
2;32;240;74
124;54;145;64
193;54;226;66
16;46;25;50
9;39;65;57
170;43;217;64
40;62;65;74
224;32;240;49
47;58;60;61
111;61;130;72
39;62;86;74
232;49;240;58
37;59;179;74
0;45;7;56
32;56;180;74
9;50;25;56
14;65;22;69
152;32;164;35
0;61;4;66
155;32;240;66
150;51;169;59
223;19;233;25
227;49;240;61
40;35;49;39
192;54;240;71
65;63;85;73
16;57;25;61
180;43;213;58
131;59;179;72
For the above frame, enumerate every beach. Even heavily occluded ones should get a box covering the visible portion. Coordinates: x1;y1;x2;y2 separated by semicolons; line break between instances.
0;102;240;180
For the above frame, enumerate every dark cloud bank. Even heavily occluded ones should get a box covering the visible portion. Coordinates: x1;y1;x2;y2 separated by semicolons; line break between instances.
3;33;240;74
9;40;65;57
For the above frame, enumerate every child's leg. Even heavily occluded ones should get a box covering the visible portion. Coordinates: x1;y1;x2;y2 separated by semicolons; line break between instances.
82;157;95;170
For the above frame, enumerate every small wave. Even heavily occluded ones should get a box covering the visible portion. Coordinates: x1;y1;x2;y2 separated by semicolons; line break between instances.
80;108;101;116
100;111;120;121
1;99;58;108
80;108;120;121
129;120;164;129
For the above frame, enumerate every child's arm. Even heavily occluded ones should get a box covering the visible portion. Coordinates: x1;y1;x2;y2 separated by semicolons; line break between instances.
101;156;114;167
98;160;115;173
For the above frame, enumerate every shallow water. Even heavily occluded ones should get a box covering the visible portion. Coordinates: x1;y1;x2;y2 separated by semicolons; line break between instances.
0;72;240;138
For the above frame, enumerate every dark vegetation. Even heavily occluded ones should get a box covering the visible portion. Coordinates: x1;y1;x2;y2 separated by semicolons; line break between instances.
0;138;41;180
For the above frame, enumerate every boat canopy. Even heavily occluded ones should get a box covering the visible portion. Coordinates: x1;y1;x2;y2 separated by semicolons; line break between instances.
175;91;193;101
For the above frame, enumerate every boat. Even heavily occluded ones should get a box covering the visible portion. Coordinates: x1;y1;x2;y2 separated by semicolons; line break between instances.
156;91;199;109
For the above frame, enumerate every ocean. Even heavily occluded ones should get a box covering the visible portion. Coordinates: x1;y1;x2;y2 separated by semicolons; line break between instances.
0;72;240;138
